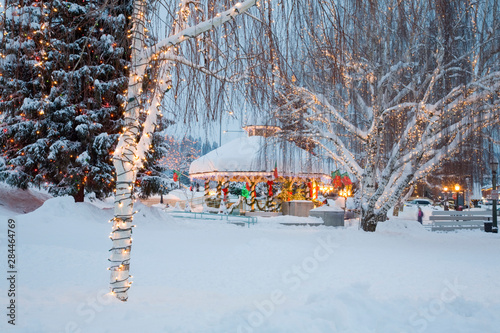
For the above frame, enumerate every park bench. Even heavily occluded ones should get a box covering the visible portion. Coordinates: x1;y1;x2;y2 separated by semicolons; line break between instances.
429;211;493;231
279;221;324;226
166;211;257;227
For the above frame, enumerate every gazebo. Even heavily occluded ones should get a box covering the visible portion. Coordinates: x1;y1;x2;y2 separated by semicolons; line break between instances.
189;126;334;212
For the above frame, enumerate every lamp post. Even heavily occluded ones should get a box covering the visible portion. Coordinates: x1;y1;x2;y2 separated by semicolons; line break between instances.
454;184;460;210
443;187;449;211
465;177;470;210
491;157;499;233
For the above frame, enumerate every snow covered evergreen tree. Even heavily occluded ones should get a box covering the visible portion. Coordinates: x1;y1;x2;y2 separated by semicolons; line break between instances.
0;0;131;201
136;130;172;198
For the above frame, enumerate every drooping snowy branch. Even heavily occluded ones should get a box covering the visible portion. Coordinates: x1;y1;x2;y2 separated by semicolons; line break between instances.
271;0;500;231
144;0;257;63
160;53;248;83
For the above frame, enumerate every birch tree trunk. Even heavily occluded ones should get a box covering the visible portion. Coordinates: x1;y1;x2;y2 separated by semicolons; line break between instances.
108;0;146;301
108;0;259;301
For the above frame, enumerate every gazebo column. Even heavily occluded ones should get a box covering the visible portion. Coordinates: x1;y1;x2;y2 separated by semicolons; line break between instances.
223;178;230;197
204;179;210;204
216;179;222;207
250;179;256;211
222;178;229;209
266;179;275;211
311;179;317;200
306;179;312;200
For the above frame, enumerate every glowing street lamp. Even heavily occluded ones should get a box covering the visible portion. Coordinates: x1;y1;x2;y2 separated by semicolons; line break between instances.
454;184;460;210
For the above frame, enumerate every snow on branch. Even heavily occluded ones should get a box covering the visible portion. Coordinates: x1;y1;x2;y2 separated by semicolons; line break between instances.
313;137;362;177
381;102;417;117
377;61;416;90
314;92;368;142
145;0;257;62
414;113;498;180
279;85;368;142
161;53;248;83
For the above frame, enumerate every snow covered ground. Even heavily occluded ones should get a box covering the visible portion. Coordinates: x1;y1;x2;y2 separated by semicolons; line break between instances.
1;190;500;333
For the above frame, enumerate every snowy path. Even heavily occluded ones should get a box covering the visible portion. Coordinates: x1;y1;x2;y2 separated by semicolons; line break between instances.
1;197;499;332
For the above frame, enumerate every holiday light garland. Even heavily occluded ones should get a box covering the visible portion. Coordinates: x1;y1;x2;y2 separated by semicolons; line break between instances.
108;0;259;301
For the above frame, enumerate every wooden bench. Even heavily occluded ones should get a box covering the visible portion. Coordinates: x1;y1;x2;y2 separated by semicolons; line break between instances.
279;222;324;226
167;211;257;227
429;211;492;231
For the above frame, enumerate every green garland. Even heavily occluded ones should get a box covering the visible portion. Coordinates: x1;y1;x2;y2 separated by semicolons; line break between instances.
242;196;280;212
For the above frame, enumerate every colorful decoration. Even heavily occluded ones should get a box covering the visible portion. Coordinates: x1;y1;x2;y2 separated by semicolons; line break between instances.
249;182;256;211
332;170;342;188
307;181;313;198
265;180;278;211
341;172;352;186
173;170;180;182
267;180;274;197
273;162;278;179
306;180;319;200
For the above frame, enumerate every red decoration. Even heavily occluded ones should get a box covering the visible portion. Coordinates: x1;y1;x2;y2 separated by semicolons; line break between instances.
267;180;274;197
332;170;342;188
307;182;313;198
341;172;352;186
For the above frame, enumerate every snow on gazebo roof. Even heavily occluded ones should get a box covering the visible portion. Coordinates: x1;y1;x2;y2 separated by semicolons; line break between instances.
189;135;333;182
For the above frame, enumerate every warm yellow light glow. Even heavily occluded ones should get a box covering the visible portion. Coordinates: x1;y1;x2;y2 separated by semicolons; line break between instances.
339;189;351;198
454;184;460;191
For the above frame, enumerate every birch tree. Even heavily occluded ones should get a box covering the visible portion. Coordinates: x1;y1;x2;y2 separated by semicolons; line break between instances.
271;0;500;231
108;0;259;301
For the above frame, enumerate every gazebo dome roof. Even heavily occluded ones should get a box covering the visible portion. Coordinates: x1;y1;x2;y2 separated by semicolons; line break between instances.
189;135;333;181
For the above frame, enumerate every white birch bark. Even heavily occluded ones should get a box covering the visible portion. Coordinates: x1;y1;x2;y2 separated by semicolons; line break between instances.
109;0;258;301
109;0;146;301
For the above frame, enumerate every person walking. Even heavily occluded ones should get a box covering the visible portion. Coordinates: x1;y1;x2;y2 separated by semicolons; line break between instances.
417;207;424;224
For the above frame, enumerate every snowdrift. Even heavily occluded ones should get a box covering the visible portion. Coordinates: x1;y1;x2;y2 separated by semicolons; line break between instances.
0;195;499;333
